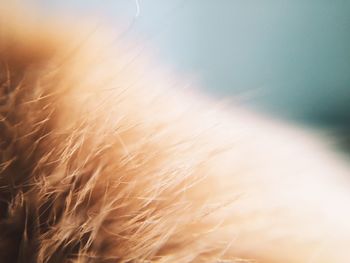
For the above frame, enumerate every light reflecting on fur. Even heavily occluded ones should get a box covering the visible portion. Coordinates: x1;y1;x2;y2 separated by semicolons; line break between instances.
0;5;349;263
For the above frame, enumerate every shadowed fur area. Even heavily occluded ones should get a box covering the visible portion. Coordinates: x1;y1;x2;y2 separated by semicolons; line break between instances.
0;6;350;263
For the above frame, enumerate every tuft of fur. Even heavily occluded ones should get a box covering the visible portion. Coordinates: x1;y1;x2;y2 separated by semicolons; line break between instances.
0;5;350;263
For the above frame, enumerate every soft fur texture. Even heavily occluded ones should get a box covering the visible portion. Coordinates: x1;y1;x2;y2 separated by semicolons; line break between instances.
0;5;350;263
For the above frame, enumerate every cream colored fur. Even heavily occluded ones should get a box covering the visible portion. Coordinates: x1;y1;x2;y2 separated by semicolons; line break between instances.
0;5;349;263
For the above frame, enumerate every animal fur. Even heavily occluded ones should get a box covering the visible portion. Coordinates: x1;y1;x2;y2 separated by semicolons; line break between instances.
0;5;350;263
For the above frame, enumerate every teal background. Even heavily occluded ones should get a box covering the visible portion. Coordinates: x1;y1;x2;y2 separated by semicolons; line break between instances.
35;1;350;130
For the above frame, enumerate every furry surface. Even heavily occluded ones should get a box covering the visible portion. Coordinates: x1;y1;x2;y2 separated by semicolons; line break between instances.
0;6;350;263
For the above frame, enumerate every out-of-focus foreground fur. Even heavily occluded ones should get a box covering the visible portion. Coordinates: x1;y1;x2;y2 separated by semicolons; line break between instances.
0;5;350;263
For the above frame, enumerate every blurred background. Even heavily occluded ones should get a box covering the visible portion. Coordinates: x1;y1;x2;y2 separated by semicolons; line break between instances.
33;0;350;144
